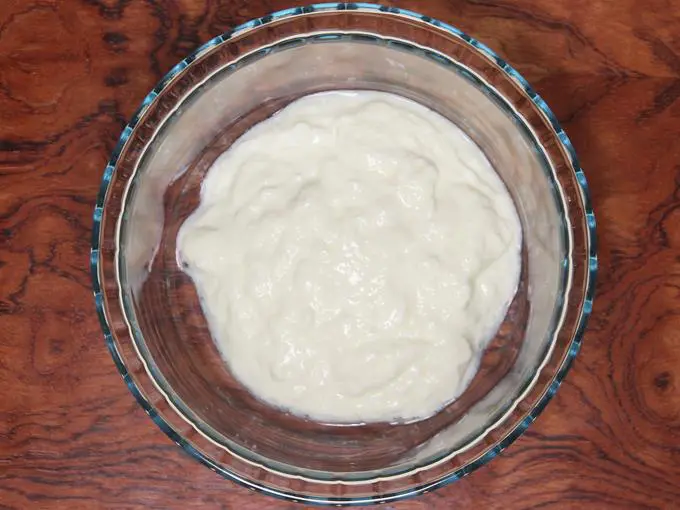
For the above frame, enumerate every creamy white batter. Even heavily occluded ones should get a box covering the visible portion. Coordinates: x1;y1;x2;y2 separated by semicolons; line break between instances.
177;91;521;423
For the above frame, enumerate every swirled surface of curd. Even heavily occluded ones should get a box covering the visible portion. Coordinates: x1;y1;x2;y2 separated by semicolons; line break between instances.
177;91;521;423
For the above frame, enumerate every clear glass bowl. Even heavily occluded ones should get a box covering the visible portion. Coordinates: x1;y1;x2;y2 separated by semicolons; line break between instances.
91;3;597;506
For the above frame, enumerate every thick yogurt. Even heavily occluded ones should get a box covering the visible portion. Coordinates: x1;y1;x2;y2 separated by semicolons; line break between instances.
177;91;521;423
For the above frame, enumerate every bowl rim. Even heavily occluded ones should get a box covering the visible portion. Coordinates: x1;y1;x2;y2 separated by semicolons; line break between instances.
91;2;598;506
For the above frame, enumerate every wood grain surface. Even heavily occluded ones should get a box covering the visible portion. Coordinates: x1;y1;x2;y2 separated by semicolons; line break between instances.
1;0;679;508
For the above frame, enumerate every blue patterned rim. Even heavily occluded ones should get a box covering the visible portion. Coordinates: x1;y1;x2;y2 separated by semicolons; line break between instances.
91;3;598;506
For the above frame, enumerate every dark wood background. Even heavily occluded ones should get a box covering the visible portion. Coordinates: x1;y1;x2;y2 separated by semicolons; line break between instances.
1;0;679;508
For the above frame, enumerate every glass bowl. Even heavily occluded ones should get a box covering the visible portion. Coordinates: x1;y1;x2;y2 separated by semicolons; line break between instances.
91;3;597;506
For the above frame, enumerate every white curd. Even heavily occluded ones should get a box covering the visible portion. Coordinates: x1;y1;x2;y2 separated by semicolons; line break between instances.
177;90;521;423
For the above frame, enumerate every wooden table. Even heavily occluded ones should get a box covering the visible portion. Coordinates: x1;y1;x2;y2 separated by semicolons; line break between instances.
1;1;679;508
